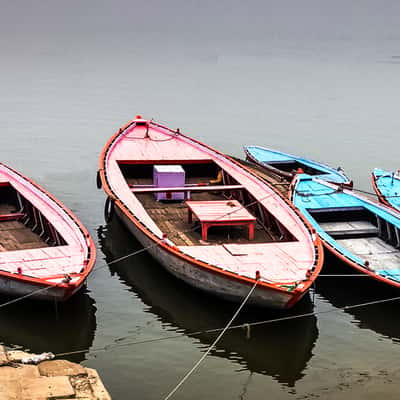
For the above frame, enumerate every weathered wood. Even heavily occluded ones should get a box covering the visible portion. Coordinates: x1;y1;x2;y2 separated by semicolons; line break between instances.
337;236;400;270
319;220;379;238
0;220;49;252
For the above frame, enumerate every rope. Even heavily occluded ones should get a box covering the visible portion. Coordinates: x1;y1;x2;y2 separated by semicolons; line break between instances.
163;279;259;400
0;285;53;309
53;293;400;359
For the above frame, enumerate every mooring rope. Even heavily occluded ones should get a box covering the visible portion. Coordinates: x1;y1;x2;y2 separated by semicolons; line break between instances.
0;285;53;309
162;279;260;400
52;293;400;360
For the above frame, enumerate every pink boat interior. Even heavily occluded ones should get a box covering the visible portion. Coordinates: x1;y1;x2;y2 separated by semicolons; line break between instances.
104;120;317;285
0;167;90;284
121;160;297;245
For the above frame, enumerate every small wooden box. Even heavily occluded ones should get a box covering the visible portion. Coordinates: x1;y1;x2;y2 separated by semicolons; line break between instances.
153;165;185;201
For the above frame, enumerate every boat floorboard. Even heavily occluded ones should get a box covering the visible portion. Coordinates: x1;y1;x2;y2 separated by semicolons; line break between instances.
337;236;400;270
0;202;49;252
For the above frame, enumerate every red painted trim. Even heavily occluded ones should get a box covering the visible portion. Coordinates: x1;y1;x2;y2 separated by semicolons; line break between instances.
0;213;24;221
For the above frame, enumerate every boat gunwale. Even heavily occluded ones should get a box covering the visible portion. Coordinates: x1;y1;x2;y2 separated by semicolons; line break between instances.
0;163;96;294
289;175;400;289
371;170;399;211
98;118;324;302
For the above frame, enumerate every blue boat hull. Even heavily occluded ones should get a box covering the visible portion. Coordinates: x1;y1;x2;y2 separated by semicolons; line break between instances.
244;145;351;185
372;168;400;212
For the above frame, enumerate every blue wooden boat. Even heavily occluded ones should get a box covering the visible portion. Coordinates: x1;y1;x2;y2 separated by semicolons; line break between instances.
244;145;351;185
290;174;400;288
372;168;400;212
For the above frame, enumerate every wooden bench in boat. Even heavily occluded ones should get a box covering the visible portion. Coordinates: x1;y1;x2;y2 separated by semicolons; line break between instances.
319;220;379;239
0;213;24;222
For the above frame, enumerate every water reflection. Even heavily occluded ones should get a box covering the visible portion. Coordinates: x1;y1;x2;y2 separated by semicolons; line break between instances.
98;217;319;387
316;256;400;343
0;290;97;363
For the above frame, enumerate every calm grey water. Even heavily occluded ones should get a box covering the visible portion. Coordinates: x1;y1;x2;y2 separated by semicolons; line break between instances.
1;1;400;399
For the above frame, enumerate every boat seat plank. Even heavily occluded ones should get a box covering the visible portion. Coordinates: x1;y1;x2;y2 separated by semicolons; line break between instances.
320;220;378;238
0;213;24;221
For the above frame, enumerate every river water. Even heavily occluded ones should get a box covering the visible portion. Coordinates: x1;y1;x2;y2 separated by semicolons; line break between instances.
1;1;400;399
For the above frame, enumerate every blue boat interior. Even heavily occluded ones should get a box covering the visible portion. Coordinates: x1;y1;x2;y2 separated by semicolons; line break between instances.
293;175;400;283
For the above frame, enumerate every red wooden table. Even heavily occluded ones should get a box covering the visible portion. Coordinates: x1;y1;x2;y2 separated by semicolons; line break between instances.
186;200;256;241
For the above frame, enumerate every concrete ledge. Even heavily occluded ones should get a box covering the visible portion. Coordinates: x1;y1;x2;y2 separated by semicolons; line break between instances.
0;349;111;400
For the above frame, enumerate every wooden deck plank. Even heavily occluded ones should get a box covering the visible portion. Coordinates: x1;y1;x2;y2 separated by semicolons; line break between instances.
0;220;49;252
178;242;312;282
0;220;27;231
337;237;400;271
0;204;18;214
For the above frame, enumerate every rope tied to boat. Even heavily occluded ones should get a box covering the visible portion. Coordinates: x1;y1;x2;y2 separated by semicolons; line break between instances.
52;292;400;362
0;286;54;309
163;277;260;400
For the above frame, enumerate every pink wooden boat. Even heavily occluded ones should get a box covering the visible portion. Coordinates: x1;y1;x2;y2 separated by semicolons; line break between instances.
0;163;96;301
97;116;323;309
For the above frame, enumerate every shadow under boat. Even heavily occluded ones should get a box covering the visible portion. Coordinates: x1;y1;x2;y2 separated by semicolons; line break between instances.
315;252;400;343
0;290;97;363
98;216;319;388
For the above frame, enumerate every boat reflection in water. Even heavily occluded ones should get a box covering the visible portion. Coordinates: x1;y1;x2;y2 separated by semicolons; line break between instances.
99;217;319;387
316;255;400;343
0;291;97;363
